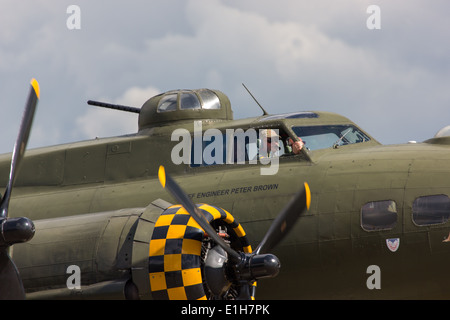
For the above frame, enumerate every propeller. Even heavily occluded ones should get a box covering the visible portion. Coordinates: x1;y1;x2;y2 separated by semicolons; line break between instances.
0;79;39;299
158;165;310;299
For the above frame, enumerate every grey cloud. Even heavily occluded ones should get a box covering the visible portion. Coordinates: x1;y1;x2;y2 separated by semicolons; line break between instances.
0;0;449;154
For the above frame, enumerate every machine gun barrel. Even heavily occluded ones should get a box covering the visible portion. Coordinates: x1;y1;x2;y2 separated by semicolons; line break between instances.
87;100;141;114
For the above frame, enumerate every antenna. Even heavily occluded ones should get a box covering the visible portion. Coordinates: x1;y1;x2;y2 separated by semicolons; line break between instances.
242;83;269;116
87;100;140;114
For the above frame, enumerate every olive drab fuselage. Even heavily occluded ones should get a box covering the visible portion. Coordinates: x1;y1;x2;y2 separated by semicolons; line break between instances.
4;88;450;299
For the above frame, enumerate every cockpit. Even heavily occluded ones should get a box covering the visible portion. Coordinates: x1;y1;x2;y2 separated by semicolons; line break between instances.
256;111;373;151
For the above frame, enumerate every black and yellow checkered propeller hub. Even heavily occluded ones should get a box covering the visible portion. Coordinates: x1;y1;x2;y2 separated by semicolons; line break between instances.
154;166;310;300
149;203;254;300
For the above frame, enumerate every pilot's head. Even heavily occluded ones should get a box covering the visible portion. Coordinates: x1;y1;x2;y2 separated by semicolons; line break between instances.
260;129;280;152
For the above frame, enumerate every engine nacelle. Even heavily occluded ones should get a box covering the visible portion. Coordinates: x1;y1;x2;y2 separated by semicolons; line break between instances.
13;199;252;300
13;199;171;299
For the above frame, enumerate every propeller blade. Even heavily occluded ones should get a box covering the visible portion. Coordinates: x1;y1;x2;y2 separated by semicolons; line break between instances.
0;79;39;219
158;165;241;262
0;79;39;299
255;182;311;255
0;250;25;299
236;280;252;300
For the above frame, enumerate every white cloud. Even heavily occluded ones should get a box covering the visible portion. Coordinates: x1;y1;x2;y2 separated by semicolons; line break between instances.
1;0;450;154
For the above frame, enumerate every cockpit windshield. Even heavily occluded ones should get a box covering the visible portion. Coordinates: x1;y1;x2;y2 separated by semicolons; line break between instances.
292;125;370;151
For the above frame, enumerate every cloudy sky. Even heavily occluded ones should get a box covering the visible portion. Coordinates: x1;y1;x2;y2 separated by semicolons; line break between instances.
0;0;449;154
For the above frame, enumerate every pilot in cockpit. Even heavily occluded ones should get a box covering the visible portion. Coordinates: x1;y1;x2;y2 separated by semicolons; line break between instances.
258;129;281;159
259;129;305;159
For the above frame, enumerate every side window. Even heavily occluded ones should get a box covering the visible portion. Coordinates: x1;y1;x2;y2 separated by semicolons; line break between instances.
190;134;227;167
361;200;397;231
190;131;254;167
412;195;450;226
189;127;289;167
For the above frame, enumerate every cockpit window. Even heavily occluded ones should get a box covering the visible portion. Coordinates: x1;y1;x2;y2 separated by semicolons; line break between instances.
189;127;289;167
292;125;370;151
260;112;319;121
412;195;450;226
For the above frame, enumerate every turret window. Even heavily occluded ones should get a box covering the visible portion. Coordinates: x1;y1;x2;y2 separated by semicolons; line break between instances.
198;89;220;110
180;92;201;110
157;89;221;112
158;93;178;112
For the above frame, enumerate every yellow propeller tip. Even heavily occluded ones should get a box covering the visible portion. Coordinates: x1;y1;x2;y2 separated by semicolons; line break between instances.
158;165;166;188
30;78;40;99
304;182;311;210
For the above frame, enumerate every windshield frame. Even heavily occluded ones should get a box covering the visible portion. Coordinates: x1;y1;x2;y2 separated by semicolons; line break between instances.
291;124;371;151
